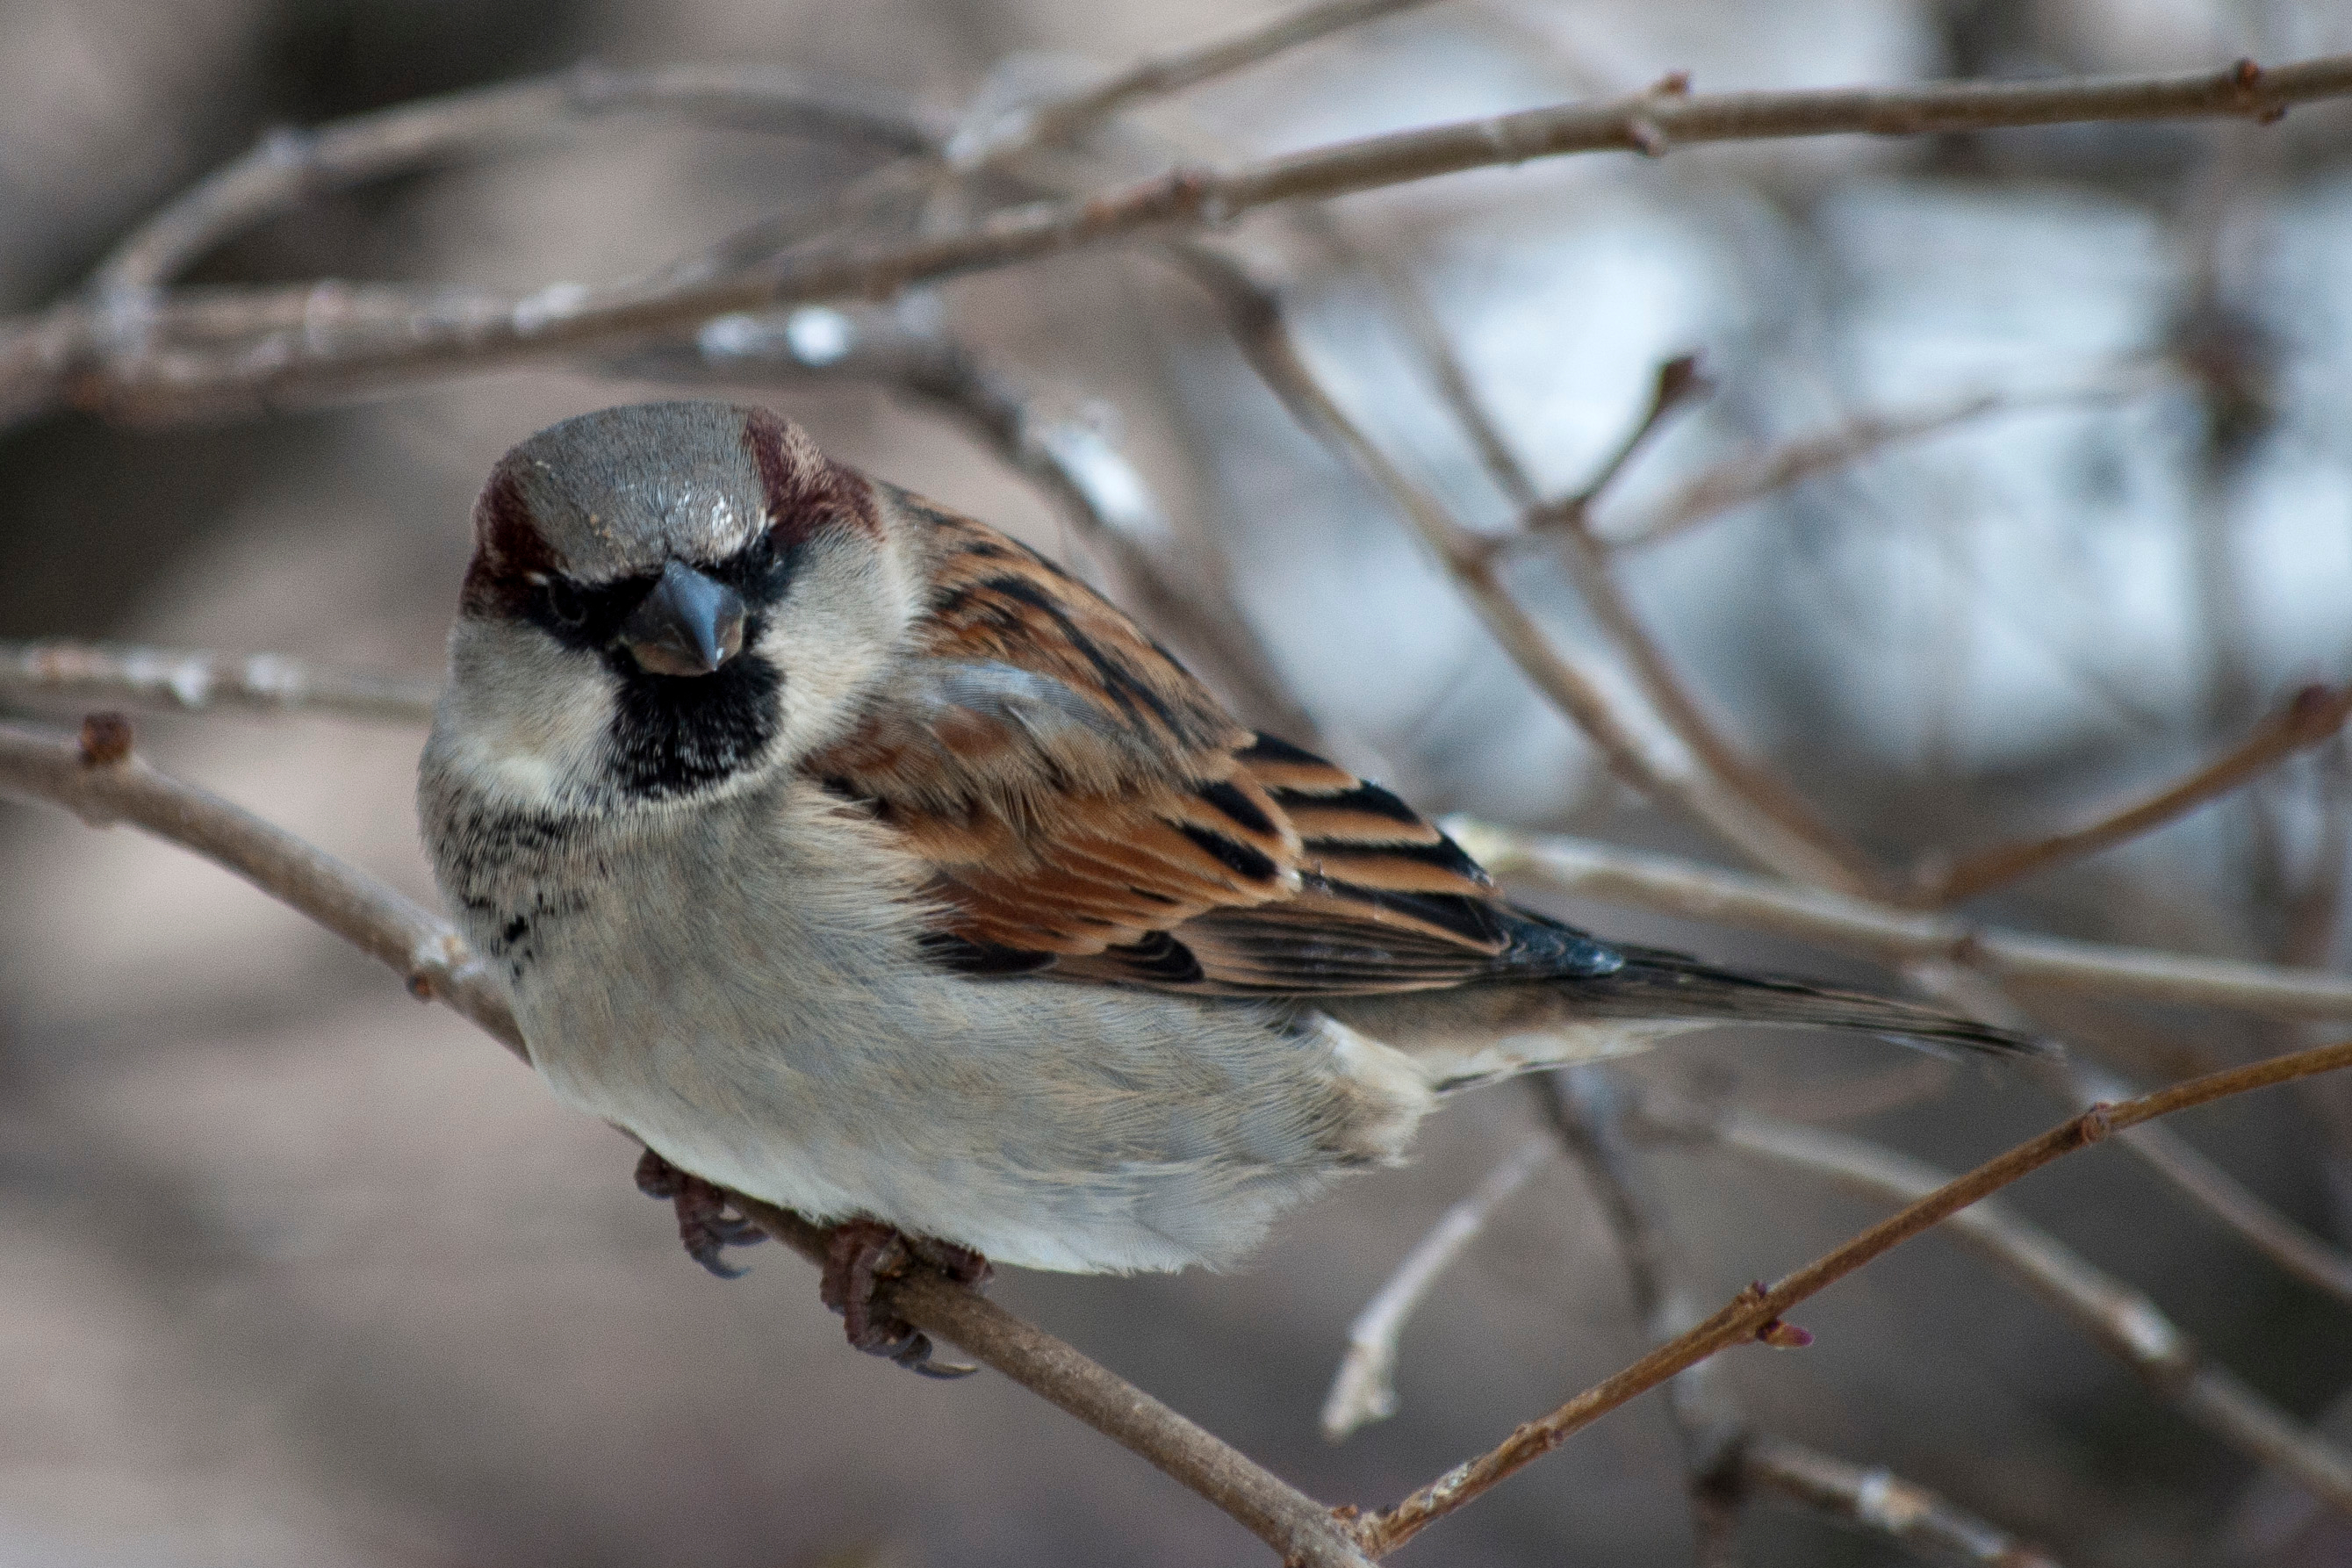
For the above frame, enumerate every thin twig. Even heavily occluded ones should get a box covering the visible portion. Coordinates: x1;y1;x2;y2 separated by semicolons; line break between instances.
1353;1035;2352;1553
20;55;2352;421
1909;682;2352;906
1367;1054;2352;1551
1600;380;2158;553
1530;357;1888;897
1736;1435;2065;1568
948;0;1449;169
1449;819;2352;1019
1631;1093;2352;1514
0;714;1374;1568
0;640;438;723
1320;1134;1554;1441
90;65;932;300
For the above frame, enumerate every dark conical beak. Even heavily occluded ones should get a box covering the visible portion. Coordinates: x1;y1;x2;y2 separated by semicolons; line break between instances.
620;561;747;677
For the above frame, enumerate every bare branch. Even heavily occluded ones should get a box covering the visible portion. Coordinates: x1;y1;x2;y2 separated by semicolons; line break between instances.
1526;358;1888;898
1600;379;2159;553
1320;1133;1554;1441
0;640;438;723
1550;353;1710;519
1354;1035;2352;1553
20;55;2352;422
950;0;1449;169
1636;1094;2352;1514
1449;819;2352;1019
2062;1061;2352;1307
0;716;514;1048
1536;1069;1746;1559
91;65;931;300
723;1198;1374;1568
1909;682;2352;906
1736;1435;2065;1568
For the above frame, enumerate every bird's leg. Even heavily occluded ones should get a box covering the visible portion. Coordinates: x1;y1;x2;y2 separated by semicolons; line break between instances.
632;1147;767;1279
818;1219;990;1379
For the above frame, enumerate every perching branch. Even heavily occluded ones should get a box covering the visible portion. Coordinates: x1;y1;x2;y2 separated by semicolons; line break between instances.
0;716;512;1045
727;1197;1374;1568
18;54;2352;422
1353;1035;2352;1553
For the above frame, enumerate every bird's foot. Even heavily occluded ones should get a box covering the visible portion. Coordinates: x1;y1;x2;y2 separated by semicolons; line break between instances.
818;1219;991;1379
633;1147;767;1279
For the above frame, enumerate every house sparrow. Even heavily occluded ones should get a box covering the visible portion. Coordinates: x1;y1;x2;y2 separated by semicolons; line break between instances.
420;400;2032;1373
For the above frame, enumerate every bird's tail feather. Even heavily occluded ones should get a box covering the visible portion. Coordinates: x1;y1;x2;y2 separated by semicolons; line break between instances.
1320;944;2045;1102
1566;945;2043;1057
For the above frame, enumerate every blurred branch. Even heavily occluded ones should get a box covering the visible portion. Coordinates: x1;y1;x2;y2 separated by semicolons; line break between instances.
0;716;514;1047
1451;820;2352;1019
2064;1061;2352;1307
615;306;1320;742
1907;682;2352;906
949;0;1448;168
1735;1435;2064;1568
1327;248;1891;895
1600;379;2159;553
0;640;438;723
0;715;1375;1568
92;65;933;300
1532;357;1889;897
1173;243;1874;887
18;54;2352;422
1320;1133;1554;1441
1354;1035;2352;1553
1536;1069;1747;1562
1631;1092;2352;1514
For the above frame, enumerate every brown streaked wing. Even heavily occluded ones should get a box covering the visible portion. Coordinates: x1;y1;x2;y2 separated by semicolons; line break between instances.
809;496;1615;994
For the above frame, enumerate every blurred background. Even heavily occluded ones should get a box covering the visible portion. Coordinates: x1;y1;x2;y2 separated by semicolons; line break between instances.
6;0;2352;1563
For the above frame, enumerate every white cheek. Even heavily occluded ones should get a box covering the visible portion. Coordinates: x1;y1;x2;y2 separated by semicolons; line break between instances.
435;622;617;805
759;536;918;757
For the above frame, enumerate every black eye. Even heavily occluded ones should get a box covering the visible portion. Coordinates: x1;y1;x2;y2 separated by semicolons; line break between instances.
544;580;586;627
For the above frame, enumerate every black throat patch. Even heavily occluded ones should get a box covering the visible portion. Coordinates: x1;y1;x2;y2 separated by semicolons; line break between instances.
602;649;783;800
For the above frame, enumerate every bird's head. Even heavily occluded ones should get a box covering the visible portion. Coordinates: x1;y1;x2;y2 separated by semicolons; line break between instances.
432;400;918;812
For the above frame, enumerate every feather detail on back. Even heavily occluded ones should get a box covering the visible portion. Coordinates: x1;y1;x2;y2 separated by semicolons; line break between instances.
802;493;1622;996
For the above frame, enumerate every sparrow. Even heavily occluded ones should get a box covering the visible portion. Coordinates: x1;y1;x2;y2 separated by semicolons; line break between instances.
419;400;2033;1373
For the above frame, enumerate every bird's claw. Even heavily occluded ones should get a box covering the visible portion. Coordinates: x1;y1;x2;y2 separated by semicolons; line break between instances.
633;1147;768;1279
820;1218;989;1378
